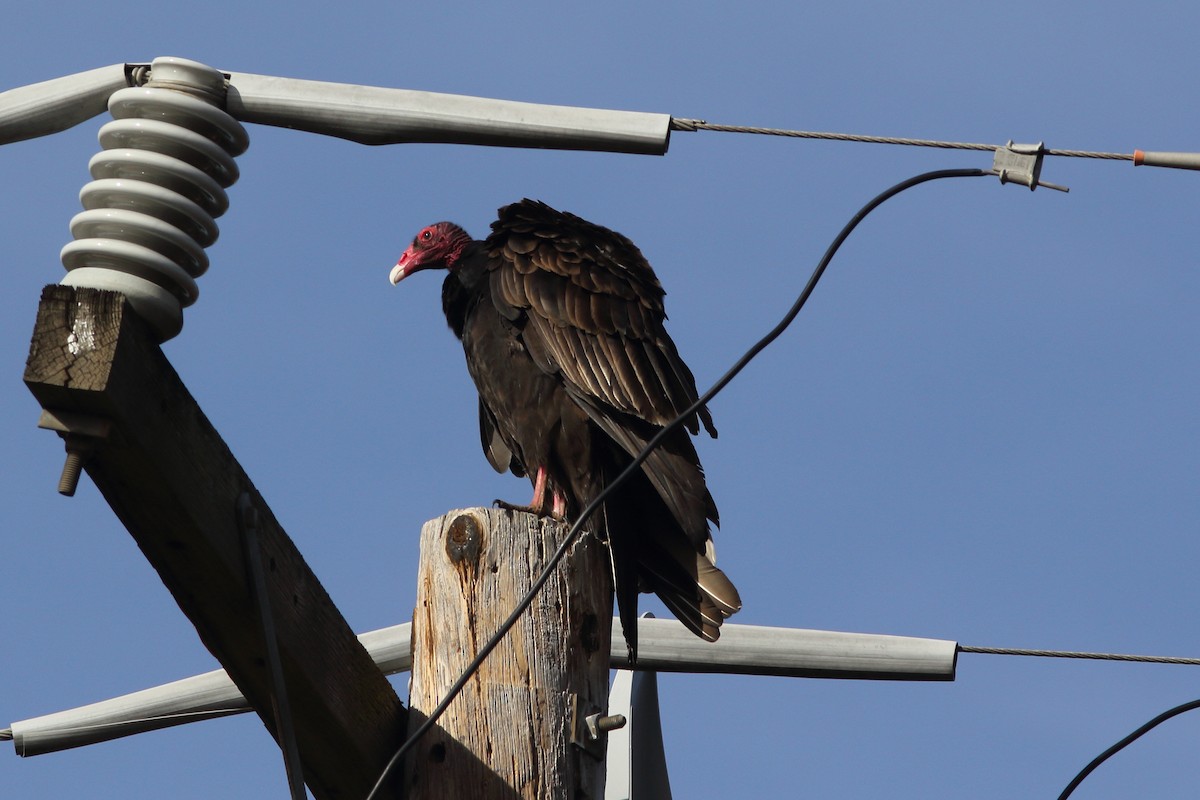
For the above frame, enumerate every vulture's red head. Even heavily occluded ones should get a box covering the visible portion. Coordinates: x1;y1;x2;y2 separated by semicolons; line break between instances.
389;221;473;285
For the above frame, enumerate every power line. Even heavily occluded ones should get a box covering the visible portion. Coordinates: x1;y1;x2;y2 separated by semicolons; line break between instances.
961;645;1200;795
959;645;1200;666
1058;698;1200;800
670;118;1134;161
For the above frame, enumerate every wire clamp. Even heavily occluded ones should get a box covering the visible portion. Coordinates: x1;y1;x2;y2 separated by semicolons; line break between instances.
992;141;1069;192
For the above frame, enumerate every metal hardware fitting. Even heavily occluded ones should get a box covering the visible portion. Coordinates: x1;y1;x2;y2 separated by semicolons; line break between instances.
38;409;113;496
992;140;1069;192
570;693;627;760
587;712;628;737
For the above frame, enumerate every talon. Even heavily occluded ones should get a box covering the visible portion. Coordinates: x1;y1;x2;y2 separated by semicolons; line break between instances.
493;497;566;521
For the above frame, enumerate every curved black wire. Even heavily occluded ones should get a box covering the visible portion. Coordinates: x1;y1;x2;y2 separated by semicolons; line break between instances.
363;166;989;800
1058;698;1200;800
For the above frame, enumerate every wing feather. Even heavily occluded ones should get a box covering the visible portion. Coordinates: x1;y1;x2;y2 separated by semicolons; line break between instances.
577;329;619;403
562;324;607;399
478;397;520;476
461;199;736;653
485;199;713;435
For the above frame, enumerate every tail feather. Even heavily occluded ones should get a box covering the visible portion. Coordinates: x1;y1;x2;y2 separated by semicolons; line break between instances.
606;524;741;653
568;389;718;547
655;585;720;642
605;503;643;659
574;399;741;659
639;535;741;639
670;534;741;618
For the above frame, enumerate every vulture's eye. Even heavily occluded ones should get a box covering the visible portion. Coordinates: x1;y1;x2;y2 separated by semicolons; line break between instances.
420;228;434;242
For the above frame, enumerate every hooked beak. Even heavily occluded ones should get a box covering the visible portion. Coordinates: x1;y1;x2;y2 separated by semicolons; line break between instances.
389;249;414;285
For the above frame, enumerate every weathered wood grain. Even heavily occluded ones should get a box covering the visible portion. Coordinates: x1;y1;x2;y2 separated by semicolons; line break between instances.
406;508;613;799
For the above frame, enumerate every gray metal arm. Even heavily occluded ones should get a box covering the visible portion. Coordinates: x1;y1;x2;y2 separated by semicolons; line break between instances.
223;71;671;153
612;617;957;680
0;64;130;145
0;62;671;155
6;619;955;757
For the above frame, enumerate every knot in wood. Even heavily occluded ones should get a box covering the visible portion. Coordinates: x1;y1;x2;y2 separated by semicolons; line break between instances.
445;514;483;565
578;611;602;655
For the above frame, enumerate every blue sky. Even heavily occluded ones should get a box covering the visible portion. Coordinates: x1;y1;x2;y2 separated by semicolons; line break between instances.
2;2;1198;798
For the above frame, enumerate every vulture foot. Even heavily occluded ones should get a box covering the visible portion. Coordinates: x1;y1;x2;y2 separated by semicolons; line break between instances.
492;497;567;521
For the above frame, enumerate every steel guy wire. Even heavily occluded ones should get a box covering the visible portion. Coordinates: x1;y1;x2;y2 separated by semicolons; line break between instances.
670;118;1134;161
959;645;1200;666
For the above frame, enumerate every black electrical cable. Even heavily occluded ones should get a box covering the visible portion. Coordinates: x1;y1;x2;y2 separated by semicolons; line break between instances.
363;167;989;800
1057;698;1200;800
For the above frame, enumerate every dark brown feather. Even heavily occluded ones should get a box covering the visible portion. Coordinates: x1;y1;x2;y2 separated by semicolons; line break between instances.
434;199;739;657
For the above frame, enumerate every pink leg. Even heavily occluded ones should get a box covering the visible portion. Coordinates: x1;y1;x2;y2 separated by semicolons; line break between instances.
529;465;548;514
493;465;568;520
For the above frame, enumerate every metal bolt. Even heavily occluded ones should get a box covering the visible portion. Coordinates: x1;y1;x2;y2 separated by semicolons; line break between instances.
585;712;627;739
38;413;110;497
57;449;85;496
596;714;627;733
56;436;96;497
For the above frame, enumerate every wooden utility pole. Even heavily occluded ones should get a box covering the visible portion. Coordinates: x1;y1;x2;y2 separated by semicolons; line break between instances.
23;285;407;800
406;508;614;799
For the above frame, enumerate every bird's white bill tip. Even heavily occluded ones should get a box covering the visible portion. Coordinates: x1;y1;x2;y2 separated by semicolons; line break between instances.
388;263;405;285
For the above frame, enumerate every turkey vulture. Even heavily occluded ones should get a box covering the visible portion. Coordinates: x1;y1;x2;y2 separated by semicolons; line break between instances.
389;199;740;656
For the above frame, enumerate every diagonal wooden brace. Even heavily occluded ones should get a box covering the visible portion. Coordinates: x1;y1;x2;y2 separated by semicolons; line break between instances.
23;285;407;800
